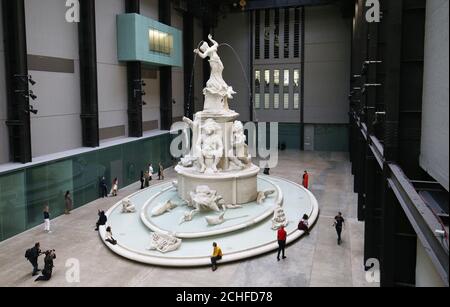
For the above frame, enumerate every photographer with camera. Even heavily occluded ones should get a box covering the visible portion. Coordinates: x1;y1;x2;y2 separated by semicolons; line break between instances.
35;249;56;282
25;242;43;276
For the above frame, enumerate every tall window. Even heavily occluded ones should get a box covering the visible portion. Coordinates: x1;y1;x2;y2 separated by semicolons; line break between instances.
254;70;261;109
283;69;290;109
294;8;300;58
274;70;280;109
149;29;173;55
252;8;304;113
274;9;280;59
255;11;260;60
264;70;270;109
294;69;300;109
284;8;290;58
264;10;270;59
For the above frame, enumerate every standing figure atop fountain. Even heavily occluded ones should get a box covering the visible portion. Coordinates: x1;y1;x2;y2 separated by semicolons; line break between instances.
194;34;236;112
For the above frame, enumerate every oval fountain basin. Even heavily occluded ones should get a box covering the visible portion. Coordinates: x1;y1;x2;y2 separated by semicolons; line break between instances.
140;177;282;239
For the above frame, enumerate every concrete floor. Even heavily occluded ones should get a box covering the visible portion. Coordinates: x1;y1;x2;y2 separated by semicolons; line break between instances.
0;151;379;287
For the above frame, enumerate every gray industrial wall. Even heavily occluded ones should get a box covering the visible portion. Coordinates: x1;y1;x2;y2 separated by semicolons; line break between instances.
213;5;351;151
420;0;449;191
214;12;252;122
0;4;8;164
304;5;350;125
0;0;187;164
24;0;83;158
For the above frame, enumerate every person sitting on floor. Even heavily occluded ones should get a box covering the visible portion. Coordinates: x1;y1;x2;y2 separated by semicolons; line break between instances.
298;214;310;235
95;210;107;231
105;226;117;245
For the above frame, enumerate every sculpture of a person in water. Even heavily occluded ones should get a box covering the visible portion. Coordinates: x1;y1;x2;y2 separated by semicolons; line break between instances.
197;118;223;173
194;34;236;110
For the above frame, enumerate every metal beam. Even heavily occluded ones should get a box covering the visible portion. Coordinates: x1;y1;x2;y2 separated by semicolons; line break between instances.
125;0;143;138
388;164;449;286
159;0;173;130
245;0;334;10
183;13;195;119
78;0;100;147
2;0;32;163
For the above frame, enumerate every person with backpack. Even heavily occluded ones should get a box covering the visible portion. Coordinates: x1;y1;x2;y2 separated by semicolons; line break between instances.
35;250;56;282
25;242;42;276
298;214;310;235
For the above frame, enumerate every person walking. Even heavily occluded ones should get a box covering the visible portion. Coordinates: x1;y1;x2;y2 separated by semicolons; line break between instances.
140;171;145;190
298;214;310;235
277;226;287;261
64;191;73;215
210;242;223;272
100;177;108;198
43;205;51;233
144;171;150;188
158;162;164;180
302;170;309;189
25;242;42;276
35;250;56;282
110;177;119;197
333;212;345;245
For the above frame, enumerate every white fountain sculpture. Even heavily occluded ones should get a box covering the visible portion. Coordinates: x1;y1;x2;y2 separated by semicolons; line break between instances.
256;190;276;204
271;205;289;230
179;186;225;224
151;200;178;217
121;198;136;213
175;34;260;207
148;232;182;253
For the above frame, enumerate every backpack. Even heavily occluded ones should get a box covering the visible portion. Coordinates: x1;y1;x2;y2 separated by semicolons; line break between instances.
25;248;32;259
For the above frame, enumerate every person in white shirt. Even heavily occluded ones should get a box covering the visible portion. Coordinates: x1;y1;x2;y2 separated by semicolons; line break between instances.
105;226;117;245
110;178;119;197
43;205;51;233
148;164;154;181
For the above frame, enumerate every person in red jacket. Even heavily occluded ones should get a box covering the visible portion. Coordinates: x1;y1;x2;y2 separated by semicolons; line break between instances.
277;226;287;261
302;170;309;189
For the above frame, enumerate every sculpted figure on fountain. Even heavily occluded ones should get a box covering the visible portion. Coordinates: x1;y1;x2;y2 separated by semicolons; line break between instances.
228;121;252;170
197;118;223;173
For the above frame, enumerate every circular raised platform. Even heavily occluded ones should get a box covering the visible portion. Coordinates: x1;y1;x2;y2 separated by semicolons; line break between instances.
140;176;282;239
100;176;319;267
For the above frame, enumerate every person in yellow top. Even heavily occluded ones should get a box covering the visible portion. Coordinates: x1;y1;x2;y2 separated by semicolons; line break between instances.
211;242;223;271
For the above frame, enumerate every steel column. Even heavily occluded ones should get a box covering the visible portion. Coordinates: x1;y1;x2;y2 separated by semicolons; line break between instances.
78;0;100;147
126;0;143;137
2;0;32;163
